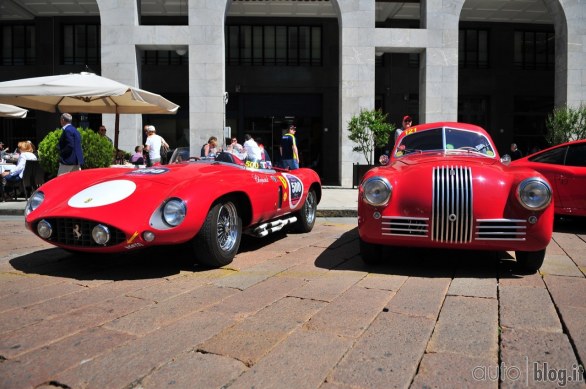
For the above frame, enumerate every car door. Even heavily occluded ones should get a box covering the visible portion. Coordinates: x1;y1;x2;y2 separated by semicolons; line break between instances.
528;146;567;208
558;143;586;214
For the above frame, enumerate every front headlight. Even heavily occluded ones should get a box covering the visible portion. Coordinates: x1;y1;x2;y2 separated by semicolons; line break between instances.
517;178;552;211
362;177;392;206
162;198;187;227
25;191;44;216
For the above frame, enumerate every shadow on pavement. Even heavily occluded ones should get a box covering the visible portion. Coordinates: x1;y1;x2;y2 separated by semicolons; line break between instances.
9;231;295;281
315;228;534;278
10;245;201;281
554;216;586;234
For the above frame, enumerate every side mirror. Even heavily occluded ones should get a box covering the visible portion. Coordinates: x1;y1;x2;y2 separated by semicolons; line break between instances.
501;154;511;166
379;154;390;166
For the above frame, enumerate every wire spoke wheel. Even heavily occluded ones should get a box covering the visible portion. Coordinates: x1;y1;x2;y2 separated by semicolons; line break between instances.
303;190;317;226
216;202;239;253
194;198;242;267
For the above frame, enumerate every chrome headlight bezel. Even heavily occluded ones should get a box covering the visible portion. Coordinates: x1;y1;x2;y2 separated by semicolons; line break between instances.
25;191;45;216
162;198;187;227
362;177;392;207
516;177;552;211
91;224;111;245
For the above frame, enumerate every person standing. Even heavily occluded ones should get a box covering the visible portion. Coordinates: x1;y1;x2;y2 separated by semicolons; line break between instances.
279;125;299;170
58;113;84;176
144;125;169;166
394;115;413;144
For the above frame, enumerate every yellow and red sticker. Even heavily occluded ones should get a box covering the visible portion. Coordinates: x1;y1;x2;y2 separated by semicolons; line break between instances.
404;127;417;136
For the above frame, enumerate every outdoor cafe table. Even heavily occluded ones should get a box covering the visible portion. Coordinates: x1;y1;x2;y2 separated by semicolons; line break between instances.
0;163;15;174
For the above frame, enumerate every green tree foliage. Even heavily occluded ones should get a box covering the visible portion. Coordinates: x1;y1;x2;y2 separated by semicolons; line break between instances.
347;109;395;165
38;128;115;177
545;105;586;146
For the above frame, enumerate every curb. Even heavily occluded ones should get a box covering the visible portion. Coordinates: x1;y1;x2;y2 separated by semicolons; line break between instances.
316;209;357;217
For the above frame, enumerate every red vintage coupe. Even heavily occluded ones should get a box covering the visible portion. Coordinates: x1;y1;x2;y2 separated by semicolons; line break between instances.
511;139;586;217
24;149;321;267
358;122;554;272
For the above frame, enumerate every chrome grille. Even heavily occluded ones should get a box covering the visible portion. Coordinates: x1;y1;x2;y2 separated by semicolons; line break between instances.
35;218;126;248
475;219;527;241
381;216;428;237
432;166;473;243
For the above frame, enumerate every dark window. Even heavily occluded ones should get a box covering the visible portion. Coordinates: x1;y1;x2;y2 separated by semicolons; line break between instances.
142;50;188;65
1;24;35;66
565;144;586;167
530;146;567;164
459;29;489;68
226;24;322;66
62;24;100;65
514;31;554;70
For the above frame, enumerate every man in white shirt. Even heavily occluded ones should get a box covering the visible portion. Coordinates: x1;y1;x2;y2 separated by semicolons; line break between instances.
243;134;262;160
144;125;169;166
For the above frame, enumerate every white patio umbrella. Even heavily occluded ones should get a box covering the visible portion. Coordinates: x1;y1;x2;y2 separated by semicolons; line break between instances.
0;104;27;118
0;72;179;148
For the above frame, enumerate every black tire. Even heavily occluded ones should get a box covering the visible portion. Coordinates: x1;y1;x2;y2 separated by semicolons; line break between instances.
293;188;317;233
515;249;545;273
193;199;242;267
360;238;384;265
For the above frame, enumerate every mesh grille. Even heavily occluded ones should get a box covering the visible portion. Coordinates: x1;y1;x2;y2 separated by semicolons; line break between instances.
35;218;127;248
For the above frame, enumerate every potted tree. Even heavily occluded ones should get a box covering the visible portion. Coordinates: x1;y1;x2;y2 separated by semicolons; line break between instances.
347;108;395;186
545;104;586;145
38;127;115;178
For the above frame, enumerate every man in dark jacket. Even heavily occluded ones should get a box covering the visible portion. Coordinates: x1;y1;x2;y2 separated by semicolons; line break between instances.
57;113;84;176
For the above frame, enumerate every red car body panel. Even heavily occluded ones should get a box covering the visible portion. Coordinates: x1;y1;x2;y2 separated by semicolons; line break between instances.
25;161;321;253
511;139;586;217
358;122;554;253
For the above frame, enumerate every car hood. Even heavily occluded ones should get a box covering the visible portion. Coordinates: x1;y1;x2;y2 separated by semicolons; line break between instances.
28;163;242;222
393;152;500;167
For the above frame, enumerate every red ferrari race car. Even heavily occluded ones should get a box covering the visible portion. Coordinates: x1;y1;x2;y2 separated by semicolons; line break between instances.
24;149;321;267
511;139;586;217
358;122;554;272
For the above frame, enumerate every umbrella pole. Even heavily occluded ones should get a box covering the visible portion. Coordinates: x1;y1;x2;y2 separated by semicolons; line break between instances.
114;113;120;150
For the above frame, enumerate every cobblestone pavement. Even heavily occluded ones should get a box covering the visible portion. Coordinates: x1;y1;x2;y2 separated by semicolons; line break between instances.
0;216;585;389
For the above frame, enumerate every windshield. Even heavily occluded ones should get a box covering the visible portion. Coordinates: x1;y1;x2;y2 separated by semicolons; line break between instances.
395;127;495;158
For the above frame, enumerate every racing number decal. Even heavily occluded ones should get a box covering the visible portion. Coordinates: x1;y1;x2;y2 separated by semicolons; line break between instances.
282;173;304;209
404;127;417;136
128;167;169;175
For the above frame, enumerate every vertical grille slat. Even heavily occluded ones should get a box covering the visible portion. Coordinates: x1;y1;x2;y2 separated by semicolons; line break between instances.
431;166;473;243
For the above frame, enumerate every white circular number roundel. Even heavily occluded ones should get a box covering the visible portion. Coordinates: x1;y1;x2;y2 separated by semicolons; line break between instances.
283;173;304;209
67;180;137;208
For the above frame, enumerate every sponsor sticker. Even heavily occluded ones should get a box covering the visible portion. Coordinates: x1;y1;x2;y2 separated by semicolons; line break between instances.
128;167;169;175
404;127;417;136
282;173;304;209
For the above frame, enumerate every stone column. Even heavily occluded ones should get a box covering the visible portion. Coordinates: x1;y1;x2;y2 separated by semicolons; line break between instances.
188;1;227;154
96;0;142;152
97;0;227;155
418;0;463;123
546;0;586;108
334;0;376;187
